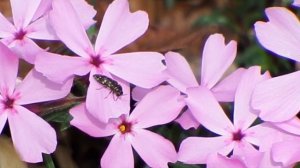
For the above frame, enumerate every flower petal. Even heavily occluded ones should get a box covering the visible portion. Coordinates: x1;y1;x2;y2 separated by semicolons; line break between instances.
0;42;18;95
100;134;134;168
70;103;116;137
211;68;246;102
294;0;300;7
131;86;151;102
254;7;300;62
185;86;234;135
69;0;96;29
8;106;56;163
10;0;41;27
34;52;91;83
26;15;58;40
11;38;44;64
104;52;166;88
165;51;199;93
131;129;177;168
50;0;93;58
233;66;268;130
178;136;233;164
129;85;184;128
201;33;237;89
86;71;130;123
95;0;148;56
15;70;72;105
0;13;16;37
207;154;247;168
272;138;300;166
273;117;300;135
0;111;8;134
175;109;200;130
252;71;300;122
233;142;264;168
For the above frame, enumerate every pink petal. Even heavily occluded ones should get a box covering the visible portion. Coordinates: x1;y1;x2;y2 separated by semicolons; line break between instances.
100;134;134;168
8;106;56;163
103;52;166;88
207;154;247;168
31;0;52;21
131;129;177;168
294;0;300;7
69;0;96;29
254;7;300;62
50;0;93;58
86;71;130;123
15;70;72;105
252;71;300;122
131;86;151;102
273;117;300;135
0;13;16;37
165;51;199;93
70;103;116;137
95;0;148;56
175;109;200;130
26;15;58;40
201;33;237;89
178;136;234;164
211;68;246;102
129;85;184;128
185;86;234;135
10;0;41;28
233;142;264;168
0;42;18;95
11;37;44;64
0;110;8;134
34;52;91;83
272;138;300;166
233;66;268;130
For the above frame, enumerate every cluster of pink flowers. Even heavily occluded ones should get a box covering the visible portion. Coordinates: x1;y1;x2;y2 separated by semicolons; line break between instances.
1;0;300;167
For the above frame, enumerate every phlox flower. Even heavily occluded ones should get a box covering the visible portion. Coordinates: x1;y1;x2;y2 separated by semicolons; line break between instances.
252;7;300;134
0;0;96;64
35;0;166;123
0;42;72;163
178;66;277;167
294;0;300;7
70;85;185;168
164;34;245;129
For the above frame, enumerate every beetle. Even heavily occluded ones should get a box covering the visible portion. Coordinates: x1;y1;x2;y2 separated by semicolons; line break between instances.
93;74;123;100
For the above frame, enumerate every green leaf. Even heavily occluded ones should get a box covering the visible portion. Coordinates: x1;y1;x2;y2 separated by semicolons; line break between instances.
43;154;55;168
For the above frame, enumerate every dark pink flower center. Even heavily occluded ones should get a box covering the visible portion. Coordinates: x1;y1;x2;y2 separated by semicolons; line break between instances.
232;130;245;141
14;29;27;40
89;56;103;68
118;121;132;134
3;97;15;109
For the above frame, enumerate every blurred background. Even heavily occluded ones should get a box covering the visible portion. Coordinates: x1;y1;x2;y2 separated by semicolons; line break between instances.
0;0;296;168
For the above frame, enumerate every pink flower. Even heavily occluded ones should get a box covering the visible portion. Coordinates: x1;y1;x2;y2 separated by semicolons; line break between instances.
293;0;300;7
0;0;96;64
163;34;245;129
178;66;276;167
252;7;300;129
35;0;166;123
70;86;185;168
0;42;72;163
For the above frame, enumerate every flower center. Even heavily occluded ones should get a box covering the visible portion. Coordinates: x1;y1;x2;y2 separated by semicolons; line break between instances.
118;121;132;134
14;29;27;40
89;56;103;68
232;130;245;141
3;97;15;109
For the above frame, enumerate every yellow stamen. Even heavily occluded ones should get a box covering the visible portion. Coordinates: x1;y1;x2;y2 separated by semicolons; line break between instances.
119;124;126;133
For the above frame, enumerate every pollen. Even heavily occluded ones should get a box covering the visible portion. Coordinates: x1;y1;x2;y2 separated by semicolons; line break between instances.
118;121;132;134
